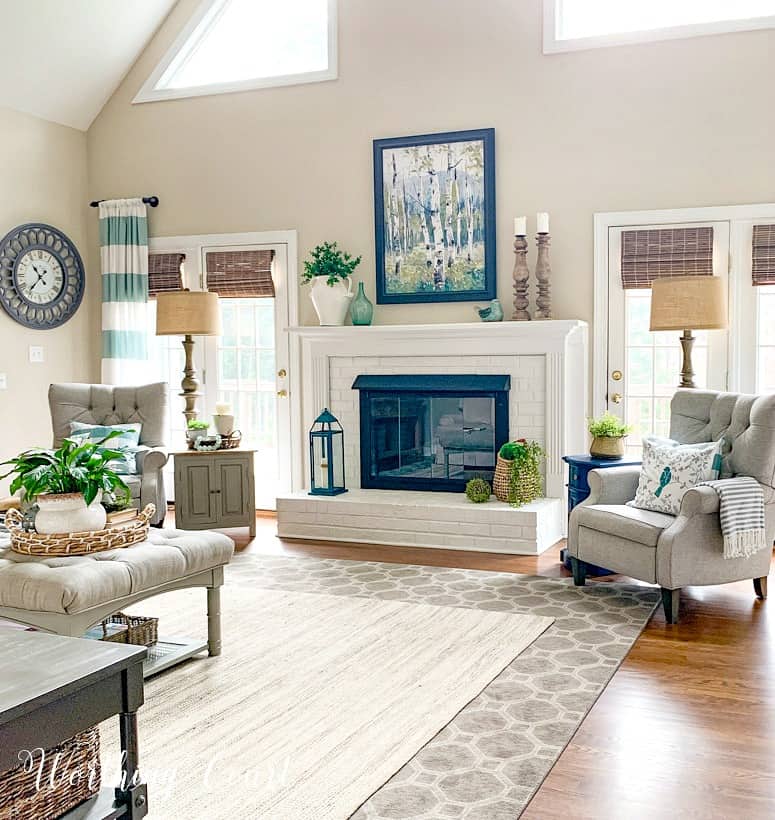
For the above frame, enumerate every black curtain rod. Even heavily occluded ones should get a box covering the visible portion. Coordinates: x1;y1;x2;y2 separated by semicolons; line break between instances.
90;196;159;208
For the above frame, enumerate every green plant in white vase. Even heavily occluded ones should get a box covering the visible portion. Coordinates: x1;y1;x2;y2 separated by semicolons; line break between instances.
302;241;362;326
587;412;632;459
0;433;130;534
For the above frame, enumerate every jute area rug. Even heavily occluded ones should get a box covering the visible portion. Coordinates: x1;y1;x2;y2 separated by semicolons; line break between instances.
103;585;551;819
106;553;659;819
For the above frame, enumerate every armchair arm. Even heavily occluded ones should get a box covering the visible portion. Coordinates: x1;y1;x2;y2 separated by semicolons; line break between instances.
135;447;169;475
675;485;720;518
585;466;641;506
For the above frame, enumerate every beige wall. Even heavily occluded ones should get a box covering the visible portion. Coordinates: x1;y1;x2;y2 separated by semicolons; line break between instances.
87;0;775;329
0;106;96;491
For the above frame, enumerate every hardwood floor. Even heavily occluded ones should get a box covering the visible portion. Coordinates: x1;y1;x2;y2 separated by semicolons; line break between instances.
219;515;775;819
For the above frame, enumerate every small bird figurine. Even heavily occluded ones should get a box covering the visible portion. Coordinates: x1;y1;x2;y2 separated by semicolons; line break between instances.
475;299;504;322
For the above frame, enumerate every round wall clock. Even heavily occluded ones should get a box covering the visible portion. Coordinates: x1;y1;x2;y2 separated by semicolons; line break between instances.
0;223;85;329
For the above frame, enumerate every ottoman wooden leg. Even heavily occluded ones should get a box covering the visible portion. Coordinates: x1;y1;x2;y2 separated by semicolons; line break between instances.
207;586;222;656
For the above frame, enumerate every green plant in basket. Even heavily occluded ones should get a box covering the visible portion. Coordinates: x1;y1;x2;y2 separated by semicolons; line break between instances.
0;432;130;506
500;438;545;508
587;413;631;438
465;477;491;503
187;419;209;431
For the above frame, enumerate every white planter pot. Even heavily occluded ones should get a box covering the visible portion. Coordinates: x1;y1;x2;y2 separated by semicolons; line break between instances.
35;491;106;535
309;277;353;326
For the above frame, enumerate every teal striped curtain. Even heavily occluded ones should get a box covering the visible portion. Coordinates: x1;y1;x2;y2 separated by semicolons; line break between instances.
99;198;149;384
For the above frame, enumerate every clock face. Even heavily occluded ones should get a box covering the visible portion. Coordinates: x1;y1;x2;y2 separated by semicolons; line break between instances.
0;224;84;329
15;249;65;306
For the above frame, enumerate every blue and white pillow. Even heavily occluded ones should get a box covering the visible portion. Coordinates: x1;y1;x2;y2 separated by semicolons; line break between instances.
630;436;724;516
69;422;142;475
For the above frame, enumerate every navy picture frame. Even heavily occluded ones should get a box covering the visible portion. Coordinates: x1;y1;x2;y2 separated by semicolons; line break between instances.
373;128;496;305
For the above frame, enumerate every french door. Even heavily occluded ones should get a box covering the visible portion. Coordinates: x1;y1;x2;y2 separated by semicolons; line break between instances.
606;221;729;454
147;233;295;510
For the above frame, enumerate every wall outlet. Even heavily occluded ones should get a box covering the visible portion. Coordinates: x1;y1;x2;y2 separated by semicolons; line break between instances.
29;346;44;363
0;373;6;390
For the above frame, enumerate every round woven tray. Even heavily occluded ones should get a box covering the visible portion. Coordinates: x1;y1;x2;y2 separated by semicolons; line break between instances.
219;430;242;450
5;504;155;556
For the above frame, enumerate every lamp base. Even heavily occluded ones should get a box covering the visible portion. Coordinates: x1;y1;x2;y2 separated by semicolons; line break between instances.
180;334;202;423
679;329;696;389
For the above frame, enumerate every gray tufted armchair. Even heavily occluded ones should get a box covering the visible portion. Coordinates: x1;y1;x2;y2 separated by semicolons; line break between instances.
568;389;774;623
48;383;169;526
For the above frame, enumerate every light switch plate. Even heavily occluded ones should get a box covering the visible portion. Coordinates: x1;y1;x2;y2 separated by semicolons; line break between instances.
0;373;6;390
29;346;44;363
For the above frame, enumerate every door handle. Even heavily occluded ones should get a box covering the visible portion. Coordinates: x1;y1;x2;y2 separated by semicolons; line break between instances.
277;389;288;397
611;370;623;381
611;392;623;404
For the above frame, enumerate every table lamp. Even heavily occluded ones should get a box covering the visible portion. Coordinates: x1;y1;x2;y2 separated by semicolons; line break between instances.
649;275;727;388
156;290;221;423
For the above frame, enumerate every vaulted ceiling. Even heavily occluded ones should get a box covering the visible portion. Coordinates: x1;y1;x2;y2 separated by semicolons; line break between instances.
0;0;177;131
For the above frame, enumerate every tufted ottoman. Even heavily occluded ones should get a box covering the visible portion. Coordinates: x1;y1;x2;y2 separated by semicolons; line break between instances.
0;528;234;668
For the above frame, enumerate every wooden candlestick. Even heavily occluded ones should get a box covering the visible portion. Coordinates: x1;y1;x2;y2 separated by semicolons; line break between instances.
511;235;531;321
535;233;552;320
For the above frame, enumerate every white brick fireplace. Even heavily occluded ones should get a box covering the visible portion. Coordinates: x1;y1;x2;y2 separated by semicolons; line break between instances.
279;320;588;555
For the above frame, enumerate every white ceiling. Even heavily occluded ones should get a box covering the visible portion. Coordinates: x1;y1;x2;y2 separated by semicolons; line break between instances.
0;0;177;131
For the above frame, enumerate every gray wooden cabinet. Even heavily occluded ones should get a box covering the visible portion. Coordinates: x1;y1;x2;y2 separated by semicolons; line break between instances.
173;449;256;537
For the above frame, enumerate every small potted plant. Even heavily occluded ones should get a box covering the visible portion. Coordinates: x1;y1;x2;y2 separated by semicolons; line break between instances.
493;439;545;506
587;412;632;459
186;418;210;448
302;241;362;326
0;434;130;534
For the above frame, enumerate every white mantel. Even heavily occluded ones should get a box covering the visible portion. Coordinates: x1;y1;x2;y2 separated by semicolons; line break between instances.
288;320;588;501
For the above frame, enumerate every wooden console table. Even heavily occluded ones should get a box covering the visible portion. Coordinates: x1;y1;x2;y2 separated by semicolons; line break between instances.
173;449;256;537
0;631;147;819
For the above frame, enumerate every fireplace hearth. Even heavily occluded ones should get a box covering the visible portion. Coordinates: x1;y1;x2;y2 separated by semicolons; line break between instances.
352;374;510;492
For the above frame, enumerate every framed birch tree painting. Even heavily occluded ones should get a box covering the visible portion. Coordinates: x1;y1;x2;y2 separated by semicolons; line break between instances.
373;128;496;304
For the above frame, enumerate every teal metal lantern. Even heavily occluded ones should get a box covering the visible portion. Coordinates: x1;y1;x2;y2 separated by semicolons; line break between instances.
309;408;348;496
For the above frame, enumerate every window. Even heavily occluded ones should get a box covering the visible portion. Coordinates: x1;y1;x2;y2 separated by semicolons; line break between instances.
544;0;775;52
135;0;337;103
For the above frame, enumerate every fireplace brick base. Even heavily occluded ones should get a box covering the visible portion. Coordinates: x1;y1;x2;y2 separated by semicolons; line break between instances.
277;489;564;555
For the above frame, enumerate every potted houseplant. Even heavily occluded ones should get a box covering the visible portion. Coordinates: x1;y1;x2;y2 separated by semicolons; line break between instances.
186;418;210;448
0;433;130;534
493;439;545;506
302;241;362;326
587;412;632;459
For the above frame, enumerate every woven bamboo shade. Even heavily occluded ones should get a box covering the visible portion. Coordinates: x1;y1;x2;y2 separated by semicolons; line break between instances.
620;227;714;289
205;249;275;298
752;224;775;286
148;252;185;297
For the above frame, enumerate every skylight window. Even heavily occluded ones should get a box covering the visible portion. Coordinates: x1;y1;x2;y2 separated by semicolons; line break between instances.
135;0;336;103
544;0;775;52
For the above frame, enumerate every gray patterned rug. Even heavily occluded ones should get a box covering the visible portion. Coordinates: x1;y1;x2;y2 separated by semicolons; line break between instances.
225;552;659;819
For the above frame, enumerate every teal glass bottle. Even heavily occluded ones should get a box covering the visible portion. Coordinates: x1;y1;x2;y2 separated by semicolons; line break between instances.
350;281;374;326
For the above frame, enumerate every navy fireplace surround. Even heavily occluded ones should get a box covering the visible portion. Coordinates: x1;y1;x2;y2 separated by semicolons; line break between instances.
352;374;510;492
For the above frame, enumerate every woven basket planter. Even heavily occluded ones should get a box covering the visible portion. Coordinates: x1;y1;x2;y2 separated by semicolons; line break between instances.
102;612;159;647
0;727;100;820
493;456;513;502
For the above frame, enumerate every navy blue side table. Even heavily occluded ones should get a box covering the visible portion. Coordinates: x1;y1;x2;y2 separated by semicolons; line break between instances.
560;454;642;576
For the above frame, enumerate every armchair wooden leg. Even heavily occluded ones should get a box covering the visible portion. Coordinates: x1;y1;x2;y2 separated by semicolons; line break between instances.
570;557;587;587
754;576;768;600
661;588;680;624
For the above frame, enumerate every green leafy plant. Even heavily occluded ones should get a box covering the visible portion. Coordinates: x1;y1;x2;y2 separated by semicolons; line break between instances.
302;241;362;287
465;477;491;503
187;419;209;430
499;439;545;507
587;412;631;438
0;433;130;506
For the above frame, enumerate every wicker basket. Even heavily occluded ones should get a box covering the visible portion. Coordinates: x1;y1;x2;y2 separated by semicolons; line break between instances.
5;504;155;557
219;430;242;450
493;455;513;502
0;727;100;820
102;612;158;647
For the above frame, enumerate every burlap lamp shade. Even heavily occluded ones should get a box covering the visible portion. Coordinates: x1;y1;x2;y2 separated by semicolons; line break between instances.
649;276;728;388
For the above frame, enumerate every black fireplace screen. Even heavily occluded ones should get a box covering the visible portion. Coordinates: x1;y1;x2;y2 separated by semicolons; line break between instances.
352;375;510;492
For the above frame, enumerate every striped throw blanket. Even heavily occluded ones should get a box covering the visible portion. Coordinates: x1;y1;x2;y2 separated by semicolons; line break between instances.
696;476;766;559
